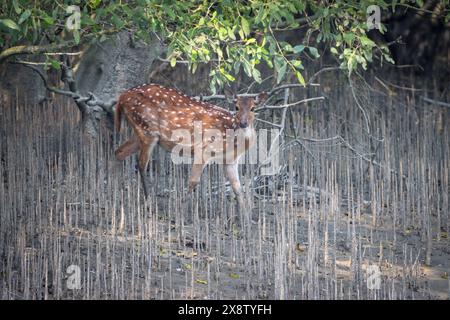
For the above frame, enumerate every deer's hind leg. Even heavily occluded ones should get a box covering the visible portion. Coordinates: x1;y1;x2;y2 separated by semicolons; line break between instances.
115;136;140;160
138;137;159;198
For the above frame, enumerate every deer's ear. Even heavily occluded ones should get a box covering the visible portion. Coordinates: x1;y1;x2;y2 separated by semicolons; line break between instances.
255;92;268;106
224;87;237;104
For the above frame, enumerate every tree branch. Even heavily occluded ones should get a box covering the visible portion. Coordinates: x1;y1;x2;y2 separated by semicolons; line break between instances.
256;96;325;111
9;61;81;99
306;67;340;85
420;96;450;108
0;42;76;63
193;82;320;102
10;60;117;116
0;29;118;63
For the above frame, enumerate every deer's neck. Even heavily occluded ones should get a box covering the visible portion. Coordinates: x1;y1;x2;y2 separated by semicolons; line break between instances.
235;123;256;140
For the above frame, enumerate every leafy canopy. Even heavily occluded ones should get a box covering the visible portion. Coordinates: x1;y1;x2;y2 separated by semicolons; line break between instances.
0;0;439;92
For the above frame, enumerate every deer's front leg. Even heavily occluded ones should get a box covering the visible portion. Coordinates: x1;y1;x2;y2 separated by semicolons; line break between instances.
188;163;206;192
138;138;158;198
225;163;244;211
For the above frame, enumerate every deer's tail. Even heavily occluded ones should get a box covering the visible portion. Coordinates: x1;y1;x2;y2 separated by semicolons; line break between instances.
115;97;124;133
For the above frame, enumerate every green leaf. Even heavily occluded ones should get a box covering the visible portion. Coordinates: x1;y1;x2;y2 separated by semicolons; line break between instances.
238;28;244;40
233;61;241;74
360;36;375;47
343;33;355;45
295;71;305;86
0;19;20;31
50;59;61;70
12;0;22;14
165;6;176;20
330;47;338;54
347;55;356;72
18;10;32;25
291;59;303;70
241;17;250;37
88;0;102;9
308;47;320;58
383;53;395;64
223;73;235;81
216;47;223;59
293;45;305;54
210;79;217;94
227;27;236;40
252;68;262;83
276;62;287;84
41;14;55;26
242;59;252;77
274;55;285;72
111;14;124;29
170;56;176;67
283;43;294;52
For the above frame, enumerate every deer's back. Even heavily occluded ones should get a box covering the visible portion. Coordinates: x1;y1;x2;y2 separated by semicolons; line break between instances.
119;84;241;148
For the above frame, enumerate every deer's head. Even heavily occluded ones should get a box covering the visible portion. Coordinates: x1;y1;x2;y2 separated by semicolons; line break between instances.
227;92;268;129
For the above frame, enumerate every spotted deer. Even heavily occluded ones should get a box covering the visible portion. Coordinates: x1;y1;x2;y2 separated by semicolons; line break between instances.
114;83;267;209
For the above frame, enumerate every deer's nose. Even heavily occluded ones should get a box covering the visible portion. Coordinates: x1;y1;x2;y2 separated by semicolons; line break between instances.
239;121;248;128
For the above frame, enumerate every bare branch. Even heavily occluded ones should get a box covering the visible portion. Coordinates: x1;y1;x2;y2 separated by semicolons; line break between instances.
254;118;283;128
9;61;81;99
157;56;190;65
85;93;117;114
43;51;83;56
256;88;290;176
256;96;325;111
375;76;425;92
306;67;340;85
0;42;76;63
0;29;117;63
420;96;450;108
193;83;320;102
10;60;117;116
267;83;320;96
193;94;256;101
14;60;47;66
348;76;370;132
149;61;169;81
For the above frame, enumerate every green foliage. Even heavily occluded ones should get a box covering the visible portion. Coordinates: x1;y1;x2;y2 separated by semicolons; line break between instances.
0;0;443;91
